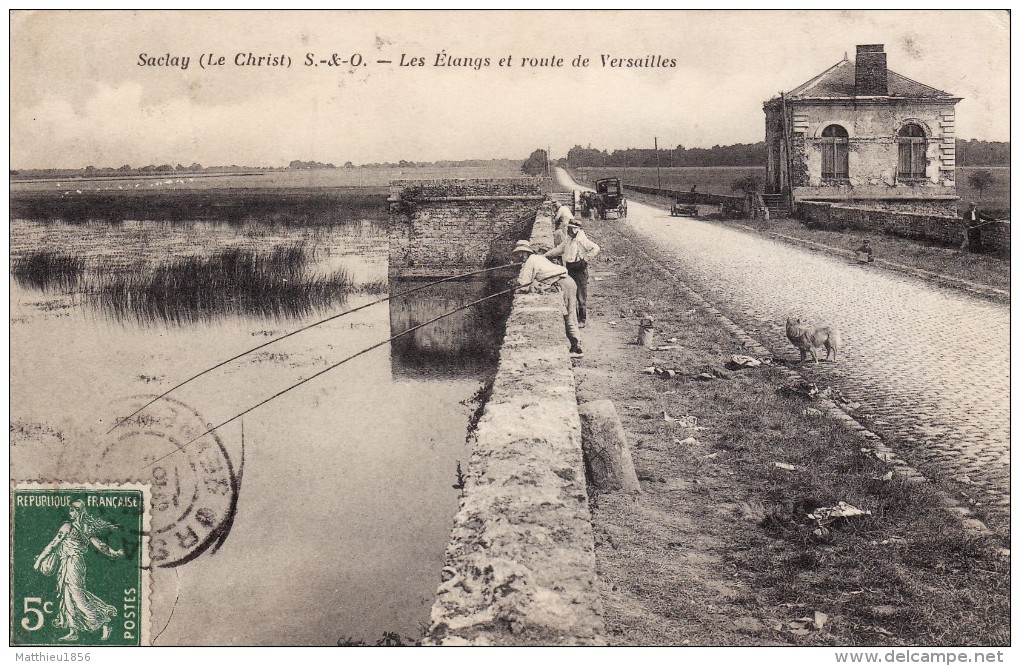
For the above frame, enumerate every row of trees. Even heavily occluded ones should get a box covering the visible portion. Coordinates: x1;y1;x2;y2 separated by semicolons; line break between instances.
563;140;1010;169
11;157;522;180
956;140;1010;167
565;143;768;168
520;149;549;176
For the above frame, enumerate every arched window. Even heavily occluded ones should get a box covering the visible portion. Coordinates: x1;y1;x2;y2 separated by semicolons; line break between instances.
898;123;927;179
821;125;849;180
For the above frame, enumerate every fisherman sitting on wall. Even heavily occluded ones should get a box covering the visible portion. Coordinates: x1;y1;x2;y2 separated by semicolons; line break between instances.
512;240;584;359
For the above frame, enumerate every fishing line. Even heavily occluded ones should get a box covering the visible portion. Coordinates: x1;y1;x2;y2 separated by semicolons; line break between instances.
107;261;518;433
140;280;536;470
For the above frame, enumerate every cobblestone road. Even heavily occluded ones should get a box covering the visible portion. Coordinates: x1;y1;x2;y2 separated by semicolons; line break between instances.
560;171;1010;531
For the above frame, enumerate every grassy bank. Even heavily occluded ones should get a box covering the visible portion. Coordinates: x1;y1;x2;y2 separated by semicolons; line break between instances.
574;218;1009;646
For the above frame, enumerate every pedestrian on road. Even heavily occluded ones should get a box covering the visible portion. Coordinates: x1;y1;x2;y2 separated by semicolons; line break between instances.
512;240;584;358
960;202;995;253
544;219;600;327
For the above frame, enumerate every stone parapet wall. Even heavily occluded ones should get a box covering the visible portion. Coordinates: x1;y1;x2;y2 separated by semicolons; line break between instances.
798;201;1011;256
792;186;958;209
980;219;1011;256
797;196;959;216
389;179;544;278
426;206;605;646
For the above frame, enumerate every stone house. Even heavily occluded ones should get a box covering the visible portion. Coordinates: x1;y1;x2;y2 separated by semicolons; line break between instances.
764;45;961;214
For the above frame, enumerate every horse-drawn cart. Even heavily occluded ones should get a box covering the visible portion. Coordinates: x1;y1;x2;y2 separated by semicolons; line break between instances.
581;178;627;220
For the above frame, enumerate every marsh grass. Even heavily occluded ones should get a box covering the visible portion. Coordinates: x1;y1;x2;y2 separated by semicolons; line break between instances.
80;246;383;324
10;188;389;226
11;251;85;292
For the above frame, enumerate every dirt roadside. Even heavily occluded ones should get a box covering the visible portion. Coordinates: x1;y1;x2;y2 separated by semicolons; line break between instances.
570;217;1008;647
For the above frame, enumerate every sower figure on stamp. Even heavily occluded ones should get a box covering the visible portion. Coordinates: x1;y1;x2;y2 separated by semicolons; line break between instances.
960;201;995;253
544;218;600;327
512;240;584;358
33;500;125;641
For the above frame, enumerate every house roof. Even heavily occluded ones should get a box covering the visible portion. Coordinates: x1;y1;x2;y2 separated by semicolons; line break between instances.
767;57;957;104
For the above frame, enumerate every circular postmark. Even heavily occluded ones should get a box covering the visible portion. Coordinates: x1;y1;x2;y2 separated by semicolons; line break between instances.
89;395;240;568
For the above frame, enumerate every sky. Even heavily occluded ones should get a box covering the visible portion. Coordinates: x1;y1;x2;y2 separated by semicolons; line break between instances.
9;9;1011;169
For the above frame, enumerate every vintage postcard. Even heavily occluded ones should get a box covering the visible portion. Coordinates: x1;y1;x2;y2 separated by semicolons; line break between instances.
8;8;1010;659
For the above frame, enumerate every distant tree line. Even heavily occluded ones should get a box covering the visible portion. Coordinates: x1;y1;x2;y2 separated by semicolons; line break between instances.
10;140;1007;181
565;143;767;168
10;163;275;179
357;158;520;169
289;160;337;169
563;139;1009;168
956;140;1010;167
10;157;523;179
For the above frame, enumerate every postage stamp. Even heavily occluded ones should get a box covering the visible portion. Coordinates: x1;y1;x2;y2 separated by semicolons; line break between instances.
10;482;151;646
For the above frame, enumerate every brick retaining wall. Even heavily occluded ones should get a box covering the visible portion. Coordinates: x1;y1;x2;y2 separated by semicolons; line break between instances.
798;201;1010;256
389;179;544;277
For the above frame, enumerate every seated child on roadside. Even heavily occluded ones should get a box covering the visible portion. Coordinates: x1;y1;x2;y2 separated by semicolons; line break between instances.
855;239;875;263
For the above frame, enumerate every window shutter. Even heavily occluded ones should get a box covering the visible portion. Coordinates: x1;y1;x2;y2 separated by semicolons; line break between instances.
822;141;834;179
911;140;925;178
836;142;849;179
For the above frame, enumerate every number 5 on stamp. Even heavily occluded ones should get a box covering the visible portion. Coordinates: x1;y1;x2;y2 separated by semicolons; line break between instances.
10;482;150;646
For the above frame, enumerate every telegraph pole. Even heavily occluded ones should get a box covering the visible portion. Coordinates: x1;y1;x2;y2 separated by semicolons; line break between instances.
655;137;662;191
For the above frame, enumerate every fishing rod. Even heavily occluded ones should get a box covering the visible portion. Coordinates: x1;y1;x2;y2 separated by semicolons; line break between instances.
107;261;518;434
140;279;536;470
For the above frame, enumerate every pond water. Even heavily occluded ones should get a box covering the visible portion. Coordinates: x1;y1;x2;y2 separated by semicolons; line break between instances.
9;216;511;645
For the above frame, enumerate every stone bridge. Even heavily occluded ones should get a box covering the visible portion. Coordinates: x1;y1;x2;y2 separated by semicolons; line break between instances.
388;178;544;278
387;179;605;645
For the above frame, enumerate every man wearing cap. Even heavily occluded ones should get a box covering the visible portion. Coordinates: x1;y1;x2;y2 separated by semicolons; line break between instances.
960;202;994;253
548;202;571;256
544;219;600;327
512;240;584;358
552;201;574;230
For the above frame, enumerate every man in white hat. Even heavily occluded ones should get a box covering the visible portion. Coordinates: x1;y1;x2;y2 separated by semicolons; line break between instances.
544;218;600;327
512;240;583;358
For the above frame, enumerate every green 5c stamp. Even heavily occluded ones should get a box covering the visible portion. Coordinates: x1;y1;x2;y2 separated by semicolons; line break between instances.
10;482;150;646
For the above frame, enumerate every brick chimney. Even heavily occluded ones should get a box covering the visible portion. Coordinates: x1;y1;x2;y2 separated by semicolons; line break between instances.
855;44;888;96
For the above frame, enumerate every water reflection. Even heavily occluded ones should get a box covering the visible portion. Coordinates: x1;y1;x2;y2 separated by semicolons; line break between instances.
10;214;512;644
389;275;514;379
